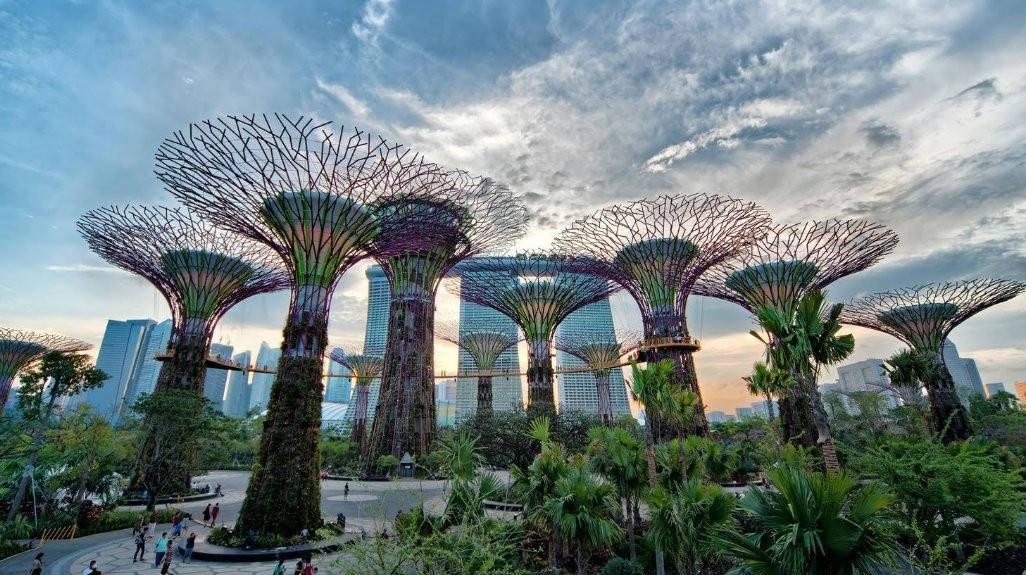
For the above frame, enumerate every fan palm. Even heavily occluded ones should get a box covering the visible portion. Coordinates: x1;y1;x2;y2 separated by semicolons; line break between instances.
881;349;936;435
440;430;504;523
510;416;571;567
587;426;646;559
647;479;736;575
710;463;898;574
545;465;621;575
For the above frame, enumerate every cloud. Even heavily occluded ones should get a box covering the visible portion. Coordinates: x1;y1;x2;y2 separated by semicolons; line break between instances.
858;120;901;148
352;0;395;46
316;78;370;117
953;77;1001;102
45;264;130;274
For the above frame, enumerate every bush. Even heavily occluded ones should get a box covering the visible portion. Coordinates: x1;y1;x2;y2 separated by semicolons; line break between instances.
601;557;644;575
77;508;180;536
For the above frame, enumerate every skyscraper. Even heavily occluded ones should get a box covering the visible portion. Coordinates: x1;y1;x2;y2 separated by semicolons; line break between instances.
248;342;280;412
361;265;389;425
203;342;233;410
455;271;522;419
223;350;252;418
984;382;1006;398
836;358;900;410
325;346;353;403
124;319;173;409
942;340;986;404
735;406;754;419
1014;381;1026;407
555;298;631;417
68;319;155;418
707;410;726;424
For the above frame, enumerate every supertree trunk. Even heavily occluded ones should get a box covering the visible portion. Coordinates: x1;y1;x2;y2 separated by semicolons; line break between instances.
351;383;371;451
157;318;213;392
236;285;327;534
476;375;493;414
527;339;555;409
366;295;436;463
595;371;613;426
644;313;708;437
929;351;973;442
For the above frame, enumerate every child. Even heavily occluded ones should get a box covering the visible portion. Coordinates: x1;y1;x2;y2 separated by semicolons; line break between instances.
160;542;174;575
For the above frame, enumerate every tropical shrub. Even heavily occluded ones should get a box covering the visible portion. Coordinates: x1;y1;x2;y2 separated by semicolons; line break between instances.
600;557;644;575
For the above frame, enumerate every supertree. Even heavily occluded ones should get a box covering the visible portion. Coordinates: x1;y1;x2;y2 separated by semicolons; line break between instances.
554;330;641;425
842;279;1026;442
436;320;522;415
77;205;287;503
155;114;441;533
365;172;527;464
554;194;771;436
444;254;620;410
328;349;383;452
0;328;90;409
694;220;899;451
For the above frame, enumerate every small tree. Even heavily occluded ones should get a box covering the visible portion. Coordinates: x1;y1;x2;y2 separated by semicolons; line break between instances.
7;352;107;521
133;389;210;510
545;465;620;575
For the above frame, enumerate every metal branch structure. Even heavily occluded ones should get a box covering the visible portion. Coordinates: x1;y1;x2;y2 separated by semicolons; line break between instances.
155;114;441;534
694;220;898;448
78;206;287;394
842;279;1026;442
554;194;771;435
0;328;91;409
365;172;528;464
436;320;522;414
444;254;619;410
554;330;641;425
77;205;288;502
328;349;383;453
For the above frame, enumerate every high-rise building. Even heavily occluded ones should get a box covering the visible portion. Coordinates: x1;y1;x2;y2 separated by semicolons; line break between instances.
325;346;353;404
248;342;280;412
556;298;631;417
984;382;1006;398
707;410;726;424
943;340;986;404
735;406;754;420
454;271;522;419
203;343;233;410
836;358;900;411
1015;381;1026;407
436;379;457;402
124;319;173;409
68;319;155;418
360;265;389;425
223;351;252;418
750;399;777;419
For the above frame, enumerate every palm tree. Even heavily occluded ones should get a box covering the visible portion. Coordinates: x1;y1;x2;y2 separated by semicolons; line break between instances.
881;349;936;435
545;465;621;575
647;479;736;575
587;426;645;560
510;417;571;568
439;430;503;523
743;362;792;462
710;463;898;574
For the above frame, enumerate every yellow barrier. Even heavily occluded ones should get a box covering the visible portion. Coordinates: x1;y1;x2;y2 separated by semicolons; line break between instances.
39;524;77;546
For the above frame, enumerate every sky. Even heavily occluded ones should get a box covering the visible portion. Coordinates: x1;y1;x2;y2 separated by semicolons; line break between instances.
1;0;1025;413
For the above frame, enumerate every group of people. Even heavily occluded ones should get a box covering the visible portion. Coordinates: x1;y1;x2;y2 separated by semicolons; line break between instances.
130;507;205;570
272;556;319;575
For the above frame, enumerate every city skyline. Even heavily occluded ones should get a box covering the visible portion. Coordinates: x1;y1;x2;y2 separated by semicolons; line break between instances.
2;1;1025;414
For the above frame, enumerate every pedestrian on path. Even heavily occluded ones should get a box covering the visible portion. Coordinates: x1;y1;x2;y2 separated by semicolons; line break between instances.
302;556;313;575
343;482;349;500
80;560;97;575
28;552;43;575
211;502;220;526
132;527;149;562
183;533;196;563
292;560;303;575
160;543;174;575
202;504;211;527
133;514;144;536
148;510;158;536
272;559;286;575
181;514;190;534
153;532;169;567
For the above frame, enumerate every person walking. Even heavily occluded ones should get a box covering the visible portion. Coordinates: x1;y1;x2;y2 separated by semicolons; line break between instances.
153;532;169;567
202;504;211;527
210;502;220;526
292;560;303;575
148;510;158;537
160;542;174;575
272;559;286;575
180;513;190;534
301;556;313;575
80;560;97;575
133;514;144;536
343;482;349;500
183;533;196;563
29;553;44;575
132;527;149;562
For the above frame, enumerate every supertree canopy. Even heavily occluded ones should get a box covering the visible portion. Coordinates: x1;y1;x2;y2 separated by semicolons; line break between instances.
77;205;287;394
842;279;1026;442
445;254;619;409
695;220;899;447
554;330;641;425
328;348;383;452
0;328;90;408
155;114;442;534
436;320;521;415
554;194;771;435
365;172;528;464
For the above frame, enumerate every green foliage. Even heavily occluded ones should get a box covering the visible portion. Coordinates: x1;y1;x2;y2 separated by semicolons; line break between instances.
455;404;601;469
545;465;621;575
16;352;108;418
711;463;898;574
646;479;736;575
600;557;644;575
853;437;1026;550
78;508;179;536
375;454;399;474
319;433;357;474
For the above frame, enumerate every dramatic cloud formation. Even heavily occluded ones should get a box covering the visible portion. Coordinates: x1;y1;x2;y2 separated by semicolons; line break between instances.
1;0;1024;411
